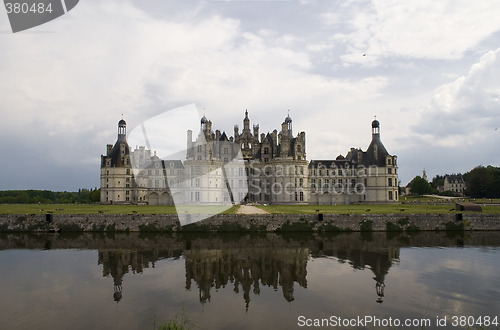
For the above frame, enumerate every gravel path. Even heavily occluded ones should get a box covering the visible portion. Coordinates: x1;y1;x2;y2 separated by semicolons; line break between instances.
235;205;269;214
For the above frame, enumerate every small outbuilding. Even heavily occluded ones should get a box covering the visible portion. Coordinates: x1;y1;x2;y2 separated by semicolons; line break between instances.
455;203;482;212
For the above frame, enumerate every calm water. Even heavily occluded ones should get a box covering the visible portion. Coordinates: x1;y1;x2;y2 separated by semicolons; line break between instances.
0;231;499;330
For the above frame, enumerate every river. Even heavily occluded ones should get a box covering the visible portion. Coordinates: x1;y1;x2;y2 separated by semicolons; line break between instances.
0;231;499;329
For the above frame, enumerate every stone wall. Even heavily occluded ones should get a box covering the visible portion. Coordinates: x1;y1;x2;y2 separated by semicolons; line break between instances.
0;213;499;232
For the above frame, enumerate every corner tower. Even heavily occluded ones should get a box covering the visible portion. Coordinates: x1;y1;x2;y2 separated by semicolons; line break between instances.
362;118;398;203
100;119;133;204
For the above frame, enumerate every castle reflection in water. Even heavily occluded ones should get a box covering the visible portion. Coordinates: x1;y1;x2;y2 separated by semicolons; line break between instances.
97;233;400;307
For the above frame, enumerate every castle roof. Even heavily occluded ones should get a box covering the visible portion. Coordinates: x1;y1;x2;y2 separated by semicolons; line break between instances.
362;137;389;167
108;140;129;167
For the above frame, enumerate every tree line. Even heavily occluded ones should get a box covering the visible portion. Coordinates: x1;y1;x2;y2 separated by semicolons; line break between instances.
0;188;100;204
408;165;500;198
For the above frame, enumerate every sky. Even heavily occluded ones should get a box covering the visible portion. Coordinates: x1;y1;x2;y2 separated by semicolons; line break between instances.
1;0;499;191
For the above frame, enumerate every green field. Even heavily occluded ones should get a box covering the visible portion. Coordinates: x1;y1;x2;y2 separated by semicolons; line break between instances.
1;199;499;215
255;204;500;214
0;204;239;215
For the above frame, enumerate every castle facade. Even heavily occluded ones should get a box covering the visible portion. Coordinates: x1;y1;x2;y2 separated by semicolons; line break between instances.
100;112;398;205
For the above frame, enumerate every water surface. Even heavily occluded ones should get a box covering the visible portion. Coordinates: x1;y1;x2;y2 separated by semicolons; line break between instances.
0;231;499;329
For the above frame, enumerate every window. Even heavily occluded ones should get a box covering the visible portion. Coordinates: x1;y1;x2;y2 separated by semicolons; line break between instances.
388;178;393;187
126;169;130;175
264;147;269;155
388;168;392;174
294;192;298;201
197;145;202;152
195;179;200;188
388;191;393;200
170;169;174;176
299;191;304;201
299;178;303;187
195;192;200;201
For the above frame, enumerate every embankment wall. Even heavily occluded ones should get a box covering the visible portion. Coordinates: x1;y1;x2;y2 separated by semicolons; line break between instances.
0;213;499;232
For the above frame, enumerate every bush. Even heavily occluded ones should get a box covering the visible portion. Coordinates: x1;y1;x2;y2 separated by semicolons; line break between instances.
386;222;402;232
360;220;373;232
279;220;313;232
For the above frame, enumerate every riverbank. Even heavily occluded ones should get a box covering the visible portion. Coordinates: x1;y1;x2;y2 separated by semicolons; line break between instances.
1;212;499;233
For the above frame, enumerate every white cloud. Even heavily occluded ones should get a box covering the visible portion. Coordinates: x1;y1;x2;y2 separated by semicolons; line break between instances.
413;48;500;147
325;0;500;65
1;0;499;189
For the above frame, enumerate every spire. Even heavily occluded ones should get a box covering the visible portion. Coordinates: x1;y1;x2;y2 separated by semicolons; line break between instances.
118;119;126;141
372;115;380;138
201;113;208;132
284;110;292;136
243;109;250;130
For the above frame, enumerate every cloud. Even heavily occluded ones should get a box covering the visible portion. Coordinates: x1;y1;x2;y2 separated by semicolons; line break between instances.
1;0;498;190
324;0;500;65
0;0;391;189
413;48;500;147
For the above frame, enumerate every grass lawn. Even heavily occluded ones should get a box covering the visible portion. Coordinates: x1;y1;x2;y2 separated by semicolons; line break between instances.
1;199;499;215
0;204;239;215
255;203;500;214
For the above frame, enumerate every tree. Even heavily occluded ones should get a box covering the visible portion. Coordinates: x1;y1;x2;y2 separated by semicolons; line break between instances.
89;189;101;203
465;166;500;198
431;175;445;189
409;176;434;196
